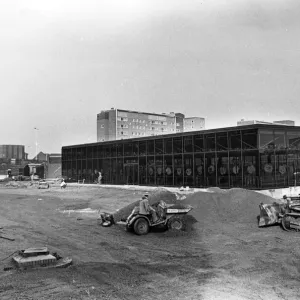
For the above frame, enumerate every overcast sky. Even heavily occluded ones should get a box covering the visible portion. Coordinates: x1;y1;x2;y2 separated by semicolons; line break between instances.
0;0;299;158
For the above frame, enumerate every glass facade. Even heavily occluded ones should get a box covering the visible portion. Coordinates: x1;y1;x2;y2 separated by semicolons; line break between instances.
62;125;300;189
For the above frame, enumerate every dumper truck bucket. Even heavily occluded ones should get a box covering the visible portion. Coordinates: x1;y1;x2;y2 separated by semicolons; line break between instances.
258;202;284;227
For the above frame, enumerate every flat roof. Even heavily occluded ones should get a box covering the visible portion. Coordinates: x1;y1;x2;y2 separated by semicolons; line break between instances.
62;123;300;149
98;108;176;118
184;117;205;120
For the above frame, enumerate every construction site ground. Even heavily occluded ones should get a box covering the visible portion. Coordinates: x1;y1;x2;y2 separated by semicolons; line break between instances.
0;184;300;300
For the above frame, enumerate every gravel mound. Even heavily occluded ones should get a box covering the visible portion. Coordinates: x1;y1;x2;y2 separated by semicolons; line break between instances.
181;188;275;228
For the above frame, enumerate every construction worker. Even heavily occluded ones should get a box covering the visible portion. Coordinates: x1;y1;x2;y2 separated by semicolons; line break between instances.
139;195;158;223
60;179;67;189
98;171;102;184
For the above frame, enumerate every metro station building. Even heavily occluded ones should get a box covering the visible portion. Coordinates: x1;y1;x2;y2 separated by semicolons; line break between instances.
62;124;300;189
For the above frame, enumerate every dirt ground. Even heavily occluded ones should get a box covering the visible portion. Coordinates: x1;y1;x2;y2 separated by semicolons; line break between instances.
0;184;300;300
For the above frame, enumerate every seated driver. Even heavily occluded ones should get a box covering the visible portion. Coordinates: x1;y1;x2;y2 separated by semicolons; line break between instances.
139;195;158;223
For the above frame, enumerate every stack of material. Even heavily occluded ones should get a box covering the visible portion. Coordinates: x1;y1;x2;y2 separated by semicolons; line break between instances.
12;247;57;268
5;181;27;188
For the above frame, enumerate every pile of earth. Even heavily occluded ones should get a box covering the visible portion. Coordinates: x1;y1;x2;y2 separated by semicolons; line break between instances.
4;181;27;188
181;188;276;230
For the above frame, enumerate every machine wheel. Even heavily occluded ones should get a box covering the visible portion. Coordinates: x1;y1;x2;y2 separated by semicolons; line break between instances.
282;215;295;231
168;216;186;231
133;218;150;235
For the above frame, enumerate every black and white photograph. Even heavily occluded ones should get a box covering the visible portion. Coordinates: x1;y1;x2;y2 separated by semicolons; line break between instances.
1;0;300;299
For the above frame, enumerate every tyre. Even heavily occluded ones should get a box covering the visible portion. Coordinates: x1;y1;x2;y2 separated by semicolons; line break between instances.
133;218;150;235
281;214;299;231
167;216;186;231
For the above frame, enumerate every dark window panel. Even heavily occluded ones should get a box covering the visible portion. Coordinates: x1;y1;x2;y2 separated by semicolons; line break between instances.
287;131;300;150
124;143;133;156
164;155;173;186
155;139;164;155
216;133;228;151
117;144;123;157
205;134;216;152
242;130;258;150
259;130;274;150
139;141;147;156
184;136;193;153
173;137;183;154
274;131;286;150
229;131;241;150
147;140;155;155
164;138;173;154
194;135;204;152
132;142;139;156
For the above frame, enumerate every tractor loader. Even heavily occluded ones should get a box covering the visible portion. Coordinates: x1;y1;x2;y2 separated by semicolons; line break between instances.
259;195;300;231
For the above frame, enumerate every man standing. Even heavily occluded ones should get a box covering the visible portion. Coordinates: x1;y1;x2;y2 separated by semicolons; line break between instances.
98;171;102;184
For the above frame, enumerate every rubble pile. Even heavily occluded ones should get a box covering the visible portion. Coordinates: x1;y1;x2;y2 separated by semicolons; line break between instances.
182;188;275;230
4;181;28;188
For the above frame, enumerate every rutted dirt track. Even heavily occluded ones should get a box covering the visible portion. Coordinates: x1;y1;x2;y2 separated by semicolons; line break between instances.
0;185;300;300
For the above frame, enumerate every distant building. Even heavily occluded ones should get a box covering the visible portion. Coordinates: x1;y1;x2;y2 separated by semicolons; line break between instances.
237;119;295;126
45;154;61;178
97;108;205;141
174;113;185;133
0;145;25;160
63;123;300;189
273;120;295;126
33;151;48;161
184;117;205;132
31;152;61;178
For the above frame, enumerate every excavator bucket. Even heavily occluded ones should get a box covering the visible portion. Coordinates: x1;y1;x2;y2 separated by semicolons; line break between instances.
258;202;285;227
